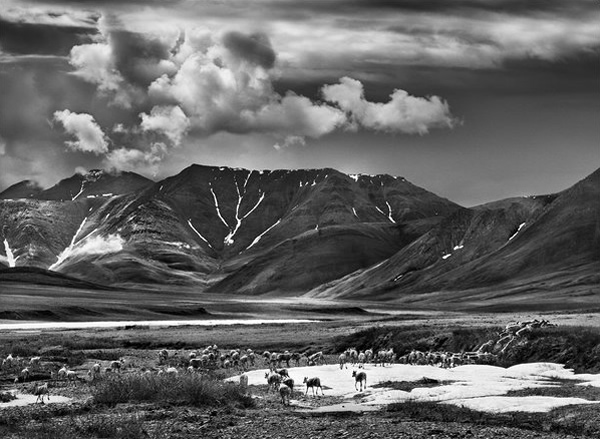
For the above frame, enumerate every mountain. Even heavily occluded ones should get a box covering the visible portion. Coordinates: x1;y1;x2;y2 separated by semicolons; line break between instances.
1;164;597;309
0;164;460;289
34;169;154;201
0;180;44;199
308;168;600;309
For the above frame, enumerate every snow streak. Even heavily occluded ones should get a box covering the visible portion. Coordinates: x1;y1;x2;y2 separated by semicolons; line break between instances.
210;183;230;229
352;207;359;218
3;239;16;267
247;219;281;250
509;222;526;241
72;181;85;200
187;219;213;249
385;201;396;223
49;216;88;270
222;171;264;245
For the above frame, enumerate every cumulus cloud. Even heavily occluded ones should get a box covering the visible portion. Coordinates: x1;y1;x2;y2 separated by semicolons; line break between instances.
60;19;456;174
222;31;276;69
140;105;190;145
103;142;167;174
273;135;306;151
322;77;456;134
53;109;109;154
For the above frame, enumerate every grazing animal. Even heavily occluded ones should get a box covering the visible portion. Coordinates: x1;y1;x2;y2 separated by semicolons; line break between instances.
240;374;249;393
165;367;178;376
189;358;202;369
88;363;101;380
265;371;282;392
158;349;169;363
21;367;31;381
303;377;323;396
239;355;249;371
274;368;289;378
308;352;323;366
339;352;347;370
2;354;15;369
57;366;69;380
352;370;367;391
279;383;292;405
282;377;294;393
290;352;302;367
29;356;41;368
66;370;78;383
33;383;50;404
110;360;122;372
358;352;366;368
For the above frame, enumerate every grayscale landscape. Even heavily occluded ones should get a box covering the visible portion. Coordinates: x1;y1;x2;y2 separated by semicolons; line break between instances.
0;1;598;438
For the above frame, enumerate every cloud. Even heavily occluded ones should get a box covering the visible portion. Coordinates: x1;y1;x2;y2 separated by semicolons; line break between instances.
241;93;346;138
60;18;456;176
140;105;190;145
53;109;109;154
322;77;456;134
103;142;166;174
0;16;97;56
222;31;276;69
273;135;305;150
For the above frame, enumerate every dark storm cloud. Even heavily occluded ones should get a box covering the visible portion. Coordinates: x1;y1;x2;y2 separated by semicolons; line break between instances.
108;28;173;87
263;0;597;17
222;31;276;69
0;17;97;56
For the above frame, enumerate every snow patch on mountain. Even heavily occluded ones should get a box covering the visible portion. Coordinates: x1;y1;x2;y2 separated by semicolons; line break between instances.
509;222;526;241
3;239;16;267
247;218;281;249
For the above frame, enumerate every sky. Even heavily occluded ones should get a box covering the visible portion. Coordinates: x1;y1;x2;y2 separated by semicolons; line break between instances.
0;0;598;206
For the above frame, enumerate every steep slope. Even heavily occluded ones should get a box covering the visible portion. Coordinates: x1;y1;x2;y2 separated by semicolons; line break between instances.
0;180;44;199
37;169;153;201
208;222;419;295
0;198;91;268
0;164;460;288
309;168;600;305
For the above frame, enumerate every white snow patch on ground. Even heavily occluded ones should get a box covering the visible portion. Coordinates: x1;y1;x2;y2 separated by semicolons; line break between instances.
229;363;600;414
349;174;360;182
52;233;123;264
509;222;526;240
3;239;16;267
0;391;72;407
453;244;464;250
352;207;359;218
442;253;452;259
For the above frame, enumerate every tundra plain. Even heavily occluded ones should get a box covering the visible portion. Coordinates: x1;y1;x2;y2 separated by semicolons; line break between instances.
2;289;600;439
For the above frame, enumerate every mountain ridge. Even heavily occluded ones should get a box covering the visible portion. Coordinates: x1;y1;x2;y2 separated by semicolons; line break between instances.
1;164;597;309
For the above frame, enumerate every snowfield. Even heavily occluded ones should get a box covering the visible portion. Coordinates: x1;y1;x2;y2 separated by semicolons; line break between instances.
230;362;600;413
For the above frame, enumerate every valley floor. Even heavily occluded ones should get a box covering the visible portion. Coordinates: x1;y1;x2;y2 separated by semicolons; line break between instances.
1;311;600;438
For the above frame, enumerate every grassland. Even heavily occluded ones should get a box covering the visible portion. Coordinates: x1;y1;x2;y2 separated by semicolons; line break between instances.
1;294;600;438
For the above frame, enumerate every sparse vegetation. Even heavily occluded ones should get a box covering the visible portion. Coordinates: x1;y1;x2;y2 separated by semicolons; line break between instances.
91;374;254;408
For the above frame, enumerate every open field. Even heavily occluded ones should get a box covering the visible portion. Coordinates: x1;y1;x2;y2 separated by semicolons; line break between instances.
1;302;600;438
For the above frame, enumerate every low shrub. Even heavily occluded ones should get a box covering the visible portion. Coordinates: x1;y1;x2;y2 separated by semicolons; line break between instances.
91;373;254;408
